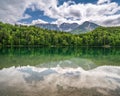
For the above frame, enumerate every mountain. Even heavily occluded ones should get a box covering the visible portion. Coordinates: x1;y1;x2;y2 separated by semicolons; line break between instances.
35;23;59;31
71;21;99;34
35;21;99;34
59;23;79;32
35;23;79;32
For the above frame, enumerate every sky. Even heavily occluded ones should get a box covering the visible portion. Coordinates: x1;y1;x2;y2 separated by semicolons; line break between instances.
0;0;120;26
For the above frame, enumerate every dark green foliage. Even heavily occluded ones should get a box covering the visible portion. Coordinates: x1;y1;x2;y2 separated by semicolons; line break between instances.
0;22;120;47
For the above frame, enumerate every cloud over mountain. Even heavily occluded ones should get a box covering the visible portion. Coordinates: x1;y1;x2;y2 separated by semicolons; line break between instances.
0;0;120;26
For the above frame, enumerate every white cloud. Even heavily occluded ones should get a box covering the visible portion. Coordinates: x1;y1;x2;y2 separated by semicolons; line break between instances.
97;0;111;4
89;14;120;26
0;0;34;24
35;0;120;26
0;0;120;26
50;0;120;26
0;0;58;24
31;19;48;25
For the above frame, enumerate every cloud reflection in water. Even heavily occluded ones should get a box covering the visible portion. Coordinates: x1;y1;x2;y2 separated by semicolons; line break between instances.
0;66;120;96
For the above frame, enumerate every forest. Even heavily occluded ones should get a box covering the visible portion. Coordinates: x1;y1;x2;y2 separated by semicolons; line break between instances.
0;22;120;47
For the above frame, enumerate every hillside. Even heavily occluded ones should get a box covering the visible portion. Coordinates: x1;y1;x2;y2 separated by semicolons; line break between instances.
71;21;99;34
0;22;120;47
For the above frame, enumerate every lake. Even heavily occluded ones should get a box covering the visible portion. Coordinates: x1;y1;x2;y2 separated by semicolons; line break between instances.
0;47;120;96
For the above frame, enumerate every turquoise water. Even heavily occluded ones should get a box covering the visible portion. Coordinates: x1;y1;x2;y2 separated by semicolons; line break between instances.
0;47;120;96
0;47;120;69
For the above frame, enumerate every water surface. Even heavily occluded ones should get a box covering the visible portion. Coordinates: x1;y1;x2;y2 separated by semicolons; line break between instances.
0;47;120;96
0;47;120;69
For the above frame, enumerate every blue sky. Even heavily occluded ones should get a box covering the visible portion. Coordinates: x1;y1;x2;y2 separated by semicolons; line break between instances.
0;0;120;26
